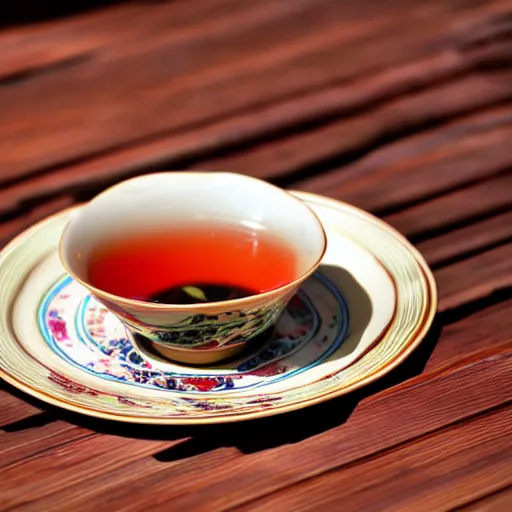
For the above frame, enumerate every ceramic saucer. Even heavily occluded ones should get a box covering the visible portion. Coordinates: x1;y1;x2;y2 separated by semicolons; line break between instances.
0;192;436;424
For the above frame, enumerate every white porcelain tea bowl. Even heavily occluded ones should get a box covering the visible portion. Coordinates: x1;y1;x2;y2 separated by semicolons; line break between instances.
59;172;327;365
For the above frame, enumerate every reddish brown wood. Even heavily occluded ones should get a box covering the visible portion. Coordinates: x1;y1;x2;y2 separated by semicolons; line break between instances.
14;446;243;512
0;421;92;469
0;50;474;216
109;346;511;512
0;434;187;509
436;243;512;312
383;174;512;240
425;299;512;370
0;0;247;80
417;210;512;268
0;391;42;427
26;343;512;510
199;73;512;181
0;0;508;181
235;406;512;512
0;4;147;80
302;123;512;214
459;487;512;511
298;104;512;195
1;55;512;218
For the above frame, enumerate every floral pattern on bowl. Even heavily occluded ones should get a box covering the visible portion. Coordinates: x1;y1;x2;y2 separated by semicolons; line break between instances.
112;294;291;350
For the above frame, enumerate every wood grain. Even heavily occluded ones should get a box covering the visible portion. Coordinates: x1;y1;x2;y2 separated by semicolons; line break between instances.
417;210;512;268
384;173;512;240
0;46;511;218
459;487;512;511
298;104;512;196
1;70;508;224
14;446;242;512
426;298;512;370
301;121;512;214
0;1;509;182
0;46;490;215
436;243;512;312
0;50;472;214
28;346;511;512
0;390;42;427
0;421;92;469
199;73;512;181
0;0;250;80
0;3;147;80
0;434;186;509
235;406;512;512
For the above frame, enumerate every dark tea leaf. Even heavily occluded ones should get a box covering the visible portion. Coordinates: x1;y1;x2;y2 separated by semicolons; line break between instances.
148;283;256;305
182;286;208;302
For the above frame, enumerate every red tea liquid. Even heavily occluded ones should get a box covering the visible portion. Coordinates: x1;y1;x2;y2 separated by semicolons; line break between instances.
87;225;298;304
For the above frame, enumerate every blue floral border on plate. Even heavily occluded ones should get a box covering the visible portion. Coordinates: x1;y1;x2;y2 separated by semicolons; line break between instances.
38;273;350;393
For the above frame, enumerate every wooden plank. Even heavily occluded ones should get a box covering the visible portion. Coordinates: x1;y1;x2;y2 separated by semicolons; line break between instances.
383;174;512;240
11;0;503;84
436;243;512;312
198;73;512;181
1;50;512;218
417;210;512;268
459;487;512;511
426;298;512;371
0;1;388;180
0;0;508;181
0;390;42;427
0;433;187;509
23;345;511;511
0;0;247;80
0;3;149;80
235;407;512;512
0;0;411;82
0;421;92;469
0;50;480;217
298;102;512;197
303;122;512;214
14;445;242;512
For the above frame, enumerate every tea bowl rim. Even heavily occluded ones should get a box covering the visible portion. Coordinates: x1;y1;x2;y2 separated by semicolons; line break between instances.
58;171;328;312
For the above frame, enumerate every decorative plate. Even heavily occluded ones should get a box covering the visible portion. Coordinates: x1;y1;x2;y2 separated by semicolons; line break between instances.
0;192;436;424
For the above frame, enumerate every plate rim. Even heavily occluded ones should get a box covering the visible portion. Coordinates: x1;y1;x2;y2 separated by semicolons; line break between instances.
0;194;437;424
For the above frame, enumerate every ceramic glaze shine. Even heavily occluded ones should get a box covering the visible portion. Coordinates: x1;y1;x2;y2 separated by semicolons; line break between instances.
87;225;298;304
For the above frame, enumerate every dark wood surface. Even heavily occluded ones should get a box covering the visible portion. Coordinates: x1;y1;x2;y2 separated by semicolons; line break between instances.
1;1;512;510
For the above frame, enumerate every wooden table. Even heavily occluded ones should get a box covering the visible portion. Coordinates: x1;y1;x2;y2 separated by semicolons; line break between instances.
1;1;512;510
